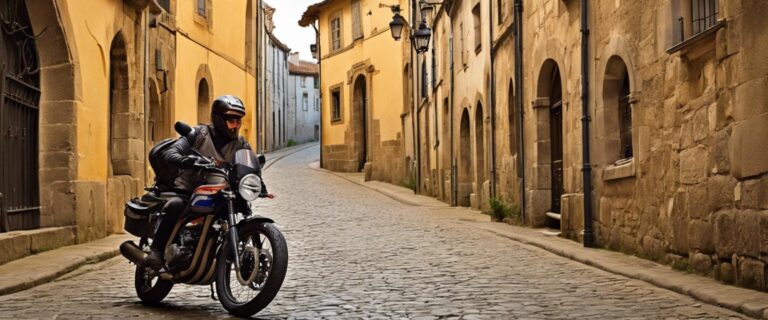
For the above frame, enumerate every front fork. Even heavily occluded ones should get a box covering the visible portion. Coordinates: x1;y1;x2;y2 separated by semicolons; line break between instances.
224;191;242;273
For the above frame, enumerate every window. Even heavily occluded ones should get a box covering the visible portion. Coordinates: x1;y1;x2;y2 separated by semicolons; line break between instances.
314;76;319;89
497;0;506;25
619;74;632;159
197;0;206;17
303;93;309;111
330;14;342;52
301;77;306;88
431;35;437;89
316;98;320;111
331;86;342;122
159;0;170;13
673;0;720;45
472;4;481;53
351;0;363;40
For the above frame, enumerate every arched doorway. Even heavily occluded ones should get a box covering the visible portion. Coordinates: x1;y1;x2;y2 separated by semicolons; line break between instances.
197;78;210;125
474;102;486;202
109;33;130;176
548;67;563;228
353;75;368;171
0;0;41;230
458;108;471;206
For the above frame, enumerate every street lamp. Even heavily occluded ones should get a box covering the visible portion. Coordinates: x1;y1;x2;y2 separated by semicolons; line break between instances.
411;21;431;54
310;44;318;59
389;11;406;41
380;3;434;54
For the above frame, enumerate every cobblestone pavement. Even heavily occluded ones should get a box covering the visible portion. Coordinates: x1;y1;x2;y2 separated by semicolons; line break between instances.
0;146;751;319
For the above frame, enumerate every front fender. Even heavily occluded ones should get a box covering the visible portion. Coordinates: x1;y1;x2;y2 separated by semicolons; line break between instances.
236;215;275;229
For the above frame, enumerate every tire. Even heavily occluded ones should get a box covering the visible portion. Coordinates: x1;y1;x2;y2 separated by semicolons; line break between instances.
215;222;288;317
134;265;174;304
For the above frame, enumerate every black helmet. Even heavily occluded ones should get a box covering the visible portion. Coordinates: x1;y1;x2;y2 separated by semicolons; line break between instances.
211;95;246;140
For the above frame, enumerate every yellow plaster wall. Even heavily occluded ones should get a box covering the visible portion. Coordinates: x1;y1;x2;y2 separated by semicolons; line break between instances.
318;0;409;145
64;0;129;181
176;0;247;67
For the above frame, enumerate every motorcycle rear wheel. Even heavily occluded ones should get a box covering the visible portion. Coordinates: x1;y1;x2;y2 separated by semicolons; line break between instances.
215;222;288;317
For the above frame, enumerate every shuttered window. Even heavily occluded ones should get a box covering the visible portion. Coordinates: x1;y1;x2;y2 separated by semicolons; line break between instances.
330;15;342;52
351;1;363;40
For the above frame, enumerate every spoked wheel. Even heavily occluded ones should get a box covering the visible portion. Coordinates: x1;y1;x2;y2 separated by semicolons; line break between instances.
134;238;174;304
216;222;288;317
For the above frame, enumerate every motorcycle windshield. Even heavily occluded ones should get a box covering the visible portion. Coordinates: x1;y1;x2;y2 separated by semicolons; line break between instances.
234;149;260;179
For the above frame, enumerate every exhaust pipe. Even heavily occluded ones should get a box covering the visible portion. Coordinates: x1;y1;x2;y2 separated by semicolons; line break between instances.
120;241;147;265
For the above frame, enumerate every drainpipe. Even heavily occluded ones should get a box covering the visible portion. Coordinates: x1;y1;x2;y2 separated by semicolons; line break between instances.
514;0;525;223
449;34;456;207
143;8;150;186
256;0;262;153
580;0;595;248
313;22;322;168
488;0;497;199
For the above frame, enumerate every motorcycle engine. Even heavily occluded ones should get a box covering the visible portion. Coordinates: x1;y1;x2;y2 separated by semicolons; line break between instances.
165;228;197;271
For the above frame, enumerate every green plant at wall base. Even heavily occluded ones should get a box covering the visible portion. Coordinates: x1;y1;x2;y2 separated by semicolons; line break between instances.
485;198;522;224
287;139;297;147
401;172;417;192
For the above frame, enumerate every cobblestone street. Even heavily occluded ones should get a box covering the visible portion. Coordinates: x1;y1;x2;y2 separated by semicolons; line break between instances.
0;146;751;319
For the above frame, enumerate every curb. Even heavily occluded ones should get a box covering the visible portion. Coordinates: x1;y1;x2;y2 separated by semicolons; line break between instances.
0;234;133;296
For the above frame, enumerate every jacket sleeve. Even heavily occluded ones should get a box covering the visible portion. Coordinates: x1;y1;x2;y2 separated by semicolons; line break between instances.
163;134;195;167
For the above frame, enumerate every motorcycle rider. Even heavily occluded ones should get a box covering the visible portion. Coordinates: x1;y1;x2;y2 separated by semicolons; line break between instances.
145;94;258;269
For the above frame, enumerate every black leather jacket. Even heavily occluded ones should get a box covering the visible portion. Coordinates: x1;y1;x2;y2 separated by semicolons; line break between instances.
162;125;253;191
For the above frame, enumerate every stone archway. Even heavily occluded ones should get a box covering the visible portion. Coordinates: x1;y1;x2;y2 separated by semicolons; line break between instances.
530;58;566;227
109;32;131;176
458;108;472;207
24;0;81;232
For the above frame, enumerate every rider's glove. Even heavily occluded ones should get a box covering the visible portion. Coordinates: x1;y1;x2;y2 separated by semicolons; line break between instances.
180;155;202;169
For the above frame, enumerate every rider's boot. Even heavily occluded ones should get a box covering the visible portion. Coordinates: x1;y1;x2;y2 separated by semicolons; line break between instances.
144;247;164;270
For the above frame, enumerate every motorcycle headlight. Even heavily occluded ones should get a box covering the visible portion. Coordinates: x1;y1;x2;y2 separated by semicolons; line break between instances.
238;174;262;201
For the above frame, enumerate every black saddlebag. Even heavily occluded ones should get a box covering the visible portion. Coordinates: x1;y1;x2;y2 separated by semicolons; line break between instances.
124;199;156;238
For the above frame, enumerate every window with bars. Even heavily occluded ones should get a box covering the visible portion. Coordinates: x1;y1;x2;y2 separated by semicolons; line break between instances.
673;0;720;45
351;0;363;40
330;14;342;52
619;75;633;159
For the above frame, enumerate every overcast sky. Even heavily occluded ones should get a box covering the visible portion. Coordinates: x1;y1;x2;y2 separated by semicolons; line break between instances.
267;0;318;62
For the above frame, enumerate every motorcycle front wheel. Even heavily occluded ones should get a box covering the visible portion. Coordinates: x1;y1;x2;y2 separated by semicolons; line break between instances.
215;222;288;317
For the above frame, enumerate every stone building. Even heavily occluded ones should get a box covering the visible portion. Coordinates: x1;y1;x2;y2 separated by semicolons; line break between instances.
299;0;410;185
287;53;321;144
0;0;261;264
412;0;768;292
261;4;291;152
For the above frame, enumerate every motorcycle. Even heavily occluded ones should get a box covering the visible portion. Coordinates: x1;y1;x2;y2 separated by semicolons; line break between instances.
120;121;287;317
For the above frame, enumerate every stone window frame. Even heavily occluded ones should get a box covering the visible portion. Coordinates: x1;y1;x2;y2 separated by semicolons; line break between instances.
330;83;344;124
329;11;343;53
302;92;309;111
